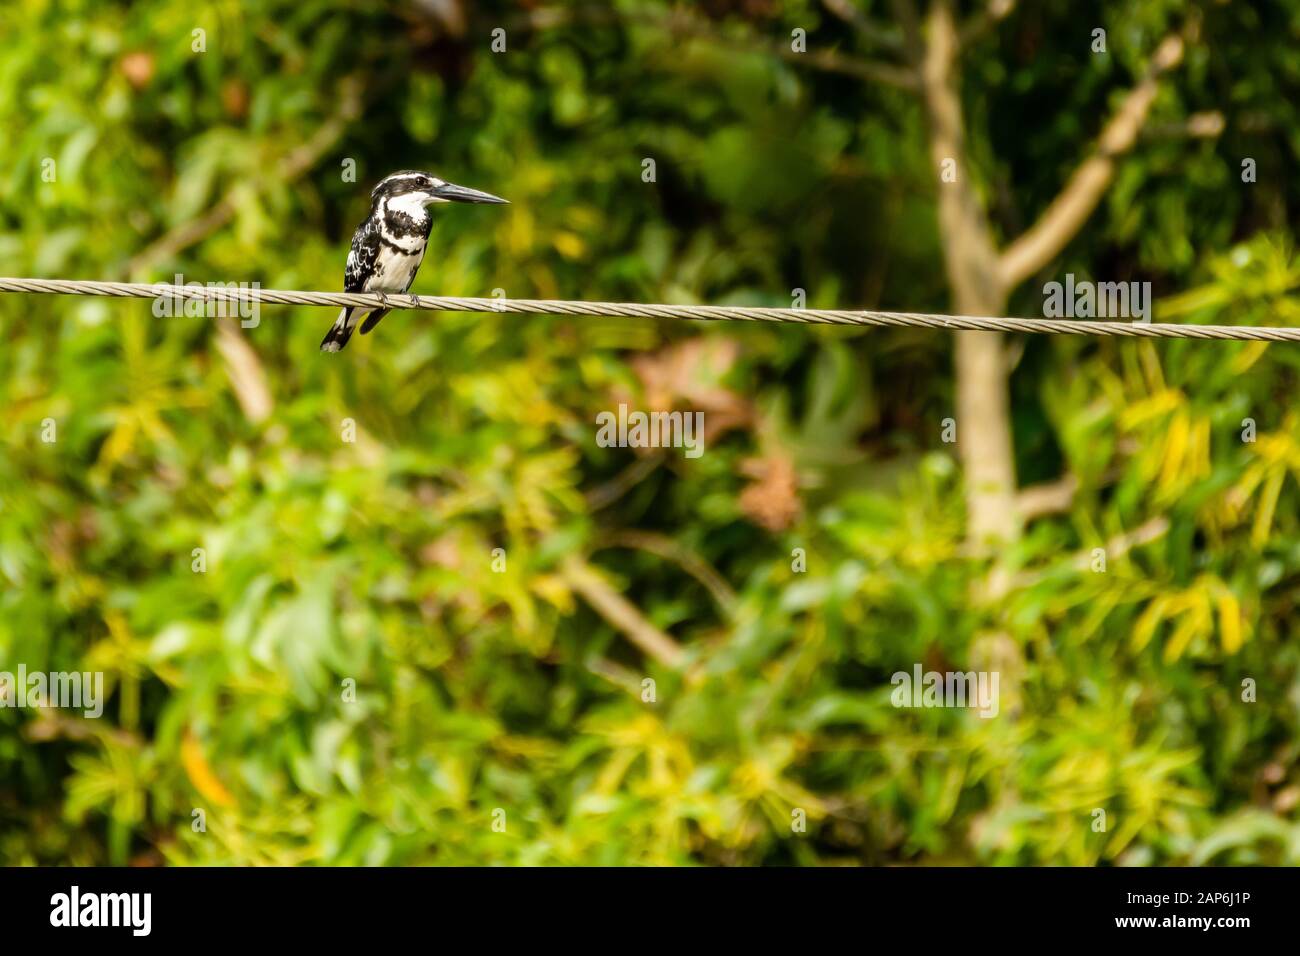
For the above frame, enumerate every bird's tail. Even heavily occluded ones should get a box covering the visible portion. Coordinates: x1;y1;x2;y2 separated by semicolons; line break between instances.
359;308;390;335
320;308;356;352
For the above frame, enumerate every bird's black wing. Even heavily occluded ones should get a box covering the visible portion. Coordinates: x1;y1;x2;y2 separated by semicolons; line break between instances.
344;218;382;293
321;217;383;352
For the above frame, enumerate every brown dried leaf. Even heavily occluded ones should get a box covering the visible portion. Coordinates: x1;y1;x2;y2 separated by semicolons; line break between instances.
119;52;155;90
738;455;801;531
628;337;751;439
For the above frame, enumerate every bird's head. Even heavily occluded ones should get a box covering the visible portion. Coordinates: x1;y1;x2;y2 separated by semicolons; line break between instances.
372;170;508;207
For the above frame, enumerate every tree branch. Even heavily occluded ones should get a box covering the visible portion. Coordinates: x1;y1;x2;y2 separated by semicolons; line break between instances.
1016;473;1078;521
505;6;918;90
820;0;904;52
1011;516;1169;589
958;0;1016;48
594;529;737;614
655;8;918;89
1017;465;1127;521
781;39;919;90
890;0;924;65
584;655;645;694
997;33;1186;289
584;450;666;511
214;317;273;424
560;556;686;669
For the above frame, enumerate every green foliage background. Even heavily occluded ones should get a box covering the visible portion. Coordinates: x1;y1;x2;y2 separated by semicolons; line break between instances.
2;0;1300;865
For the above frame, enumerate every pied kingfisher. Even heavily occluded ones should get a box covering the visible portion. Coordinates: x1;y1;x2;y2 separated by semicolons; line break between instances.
320;170;508;352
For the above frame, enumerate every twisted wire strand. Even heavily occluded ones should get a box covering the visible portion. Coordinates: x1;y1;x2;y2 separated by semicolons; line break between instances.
1;277;1297;341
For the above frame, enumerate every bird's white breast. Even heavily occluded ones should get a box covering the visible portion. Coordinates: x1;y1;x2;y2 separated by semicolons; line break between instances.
365;245;425;293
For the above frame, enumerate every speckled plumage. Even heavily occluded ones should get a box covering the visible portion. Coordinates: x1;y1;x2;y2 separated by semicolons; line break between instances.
321;170;506;352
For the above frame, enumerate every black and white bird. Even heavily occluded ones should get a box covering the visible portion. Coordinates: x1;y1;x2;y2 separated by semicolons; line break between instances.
320;170;508;352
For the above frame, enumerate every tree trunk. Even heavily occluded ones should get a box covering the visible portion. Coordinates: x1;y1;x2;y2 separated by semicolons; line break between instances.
921;1;1019;551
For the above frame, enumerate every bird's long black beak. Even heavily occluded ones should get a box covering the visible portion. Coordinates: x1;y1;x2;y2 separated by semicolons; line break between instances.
434;181;509;204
